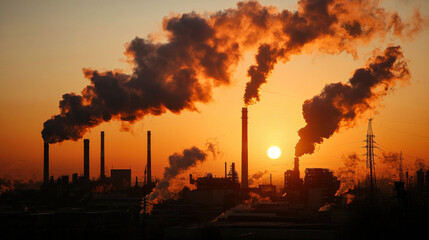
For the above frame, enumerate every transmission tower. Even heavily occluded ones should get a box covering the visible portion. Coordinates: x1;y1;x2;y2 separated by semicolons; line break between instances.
365;118;377;200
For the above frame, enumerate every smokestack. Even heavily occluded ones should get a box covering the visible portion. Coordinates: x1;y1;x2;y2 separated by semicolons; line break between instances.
84;139;90;181
225;162;227;178
241;107;248;188
147;131;151;184
100;131;105;179
44;142;49;184
294;157;300;179
270;173;272;185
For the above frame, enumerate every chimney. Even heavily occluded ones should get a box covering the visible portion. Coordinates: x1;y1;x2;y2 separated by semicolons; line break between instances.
294;157;300;179
189;174;194;184
44;142;49;184
84;139;90;181
147;131;151;184
100;131;105;179
241;107;248;188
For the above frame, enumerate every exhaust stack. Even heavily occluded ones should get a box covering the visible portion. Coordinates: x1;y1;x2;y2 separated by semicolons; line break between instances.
294;157;300;179
44;142;49;184
100;131;105;179
84;139;90;180
147;131;151;184
241;107;248;188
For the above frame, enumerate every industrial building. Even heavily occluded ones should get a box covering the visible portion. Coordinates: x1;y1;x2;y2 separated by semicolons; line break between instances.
111;169;132;190
284;157;340;211
2;107;428;239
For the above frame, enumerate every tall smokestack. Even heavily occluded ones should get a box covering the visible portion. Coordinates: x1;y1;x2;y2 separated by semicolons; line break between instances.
294;157;300;179
147;131;151;184
100;131;105;179
84;139;90;181
241;107;248;188
44;142;49;184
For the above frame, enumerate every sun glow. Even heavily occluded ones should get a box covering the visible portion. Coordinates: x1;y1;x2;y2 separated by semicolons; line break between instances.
267;146;281;159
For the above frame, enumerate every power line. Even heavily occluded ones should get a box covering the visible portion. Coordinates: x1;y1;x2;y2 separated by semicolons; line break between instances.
374;123;429;141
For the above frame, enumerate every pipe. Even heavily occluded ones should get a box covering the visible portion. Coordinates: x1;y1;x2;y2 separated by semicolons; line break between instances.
100;131;105;179
294;157;300;179
44;142;49;184
84;139;90;180
147;131;151;184
241;107;248;188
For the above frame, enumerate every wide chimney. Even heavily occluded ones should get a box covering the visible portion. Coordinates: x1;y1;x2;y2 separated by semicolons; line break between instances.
294;157;300;179
84;139;90;180
100;131;105;179
147;131;151;184
44;142;49;184
241;107;248;188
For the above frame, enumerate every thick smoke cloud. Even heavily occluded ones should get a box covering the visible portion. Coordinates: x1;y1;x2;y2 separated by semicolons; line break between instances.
241;0;423;105
42;0;423;143
295;46;410;157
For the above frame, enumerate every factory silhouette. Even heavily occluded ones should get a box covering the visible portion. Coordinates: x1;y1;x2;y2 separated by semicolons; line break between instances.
1;107;428;240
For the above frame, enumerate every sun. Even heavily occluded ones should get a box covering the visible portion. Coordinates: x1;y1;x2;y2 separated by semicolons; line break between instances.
267;146;281;159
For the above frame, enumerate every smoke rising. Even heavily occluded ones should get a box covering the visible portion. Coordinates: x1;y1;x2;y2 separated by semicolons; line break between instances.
295;46;410;157
336;153;363;196
241;0;423;105
41;0;423;143
148;146;207;212
249;170;268;187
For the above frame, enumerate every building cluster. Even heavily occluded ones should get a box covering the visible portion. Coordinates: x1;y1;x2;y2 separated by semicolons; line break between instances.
284;157;340;211
1;107;428;239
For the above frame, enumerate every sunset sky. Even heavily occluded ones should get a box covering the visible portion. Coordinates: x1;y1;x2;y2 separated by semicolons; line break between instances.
1;0;428;187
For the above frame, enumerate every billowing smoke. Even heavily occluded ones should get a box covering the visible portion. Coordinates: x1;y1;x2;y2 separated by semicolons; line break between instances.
335;153;363;196
249;170;268;187
379;151;400;180
205;139;223;161
41;0;423;143
211;192;270;222
295;46;410;157
242;0;424;105
144;145;211;213
415;158;426;171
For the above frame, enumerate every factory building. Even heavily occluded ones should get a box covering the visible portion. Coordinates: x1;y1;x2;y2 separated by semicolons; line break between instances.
111;169;132;190
184;162;242;207
284;157;340;211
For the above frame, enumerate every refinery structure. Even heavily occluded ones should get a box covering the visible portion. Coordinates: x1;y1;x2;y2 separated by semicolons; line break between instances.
1;107;429;239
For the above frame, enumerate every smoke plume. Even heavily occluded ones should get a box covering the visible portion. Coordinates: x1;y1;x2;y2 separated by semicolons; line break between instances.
415;158;426;171
295;46;410;157
145;146;207;213
41;0;423;143
249;170;268;187
335;153;363;196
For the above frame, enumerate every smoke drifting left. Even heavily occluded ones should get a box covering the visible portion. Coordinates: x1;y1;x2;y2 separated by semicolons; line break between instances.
41;13;235;143
42;0;423;143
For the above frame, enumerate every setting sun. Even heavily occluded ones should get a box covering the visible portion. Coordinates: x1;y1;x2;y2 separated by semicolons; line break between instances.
267;146;281;159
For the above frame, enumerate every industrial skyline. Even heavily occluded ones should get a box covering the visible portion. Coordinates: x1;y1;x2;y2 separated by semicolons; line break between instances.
1;1;429;238
1;0;428;186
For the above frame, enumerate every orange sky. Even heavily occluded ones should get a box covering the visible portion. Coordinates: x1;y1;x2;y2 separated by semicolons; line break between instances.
0;0;428;187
